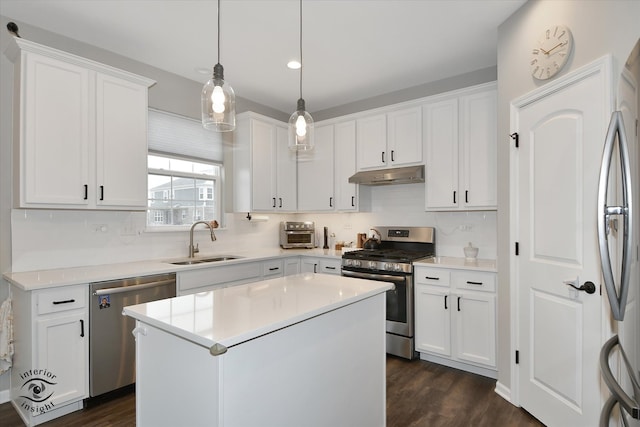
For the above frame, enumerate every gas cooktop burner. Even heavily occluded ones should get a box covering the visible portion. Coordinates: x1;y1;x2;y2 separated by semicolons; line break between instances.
343;249;434;263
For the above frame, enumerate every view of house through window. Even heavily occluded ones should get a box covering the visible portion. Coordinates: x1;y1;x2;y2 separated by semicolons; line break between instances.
147;154;221;227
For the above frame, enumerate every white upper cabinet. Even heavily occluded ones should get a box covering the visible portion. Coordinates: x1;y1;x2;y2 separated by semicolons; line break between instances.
6;38;154;210
233;113;297;212
298;124;335;211
334;120;358;211
424;84;497;211
356;106;422;170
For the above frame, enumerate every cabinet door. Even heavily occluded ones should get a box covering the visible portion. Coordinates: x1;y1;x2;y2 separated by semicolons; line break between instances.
356;115;387;169
96;73;149;208
297;124;334;211
35;312;87;409
283;258;301;276
251;120;277;211
334;121;358;211
414;284;451;356
424;98;459;209
454;291;496;367
275;125;297;211
301;258;319;273
21;52;91;207
387;107;422;166
460;90;497;209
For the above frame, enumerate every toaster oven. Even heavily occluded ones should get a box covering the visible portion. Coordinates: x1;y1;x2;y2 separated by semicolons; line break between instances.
280;221;315;249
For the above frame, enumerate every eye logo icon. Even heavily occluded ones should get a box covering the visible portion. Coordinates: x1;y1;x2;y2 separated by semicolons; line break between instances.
21;378;55;403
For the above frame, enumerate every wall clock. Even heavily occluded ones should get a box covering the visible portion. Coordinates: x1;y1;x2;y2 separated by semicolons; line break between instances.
530;25;573;80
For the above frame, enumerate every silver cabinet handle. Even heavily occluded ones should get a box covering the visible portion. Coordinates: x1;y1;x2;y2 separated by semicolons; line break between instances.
597;111;633;320
93;278;175;296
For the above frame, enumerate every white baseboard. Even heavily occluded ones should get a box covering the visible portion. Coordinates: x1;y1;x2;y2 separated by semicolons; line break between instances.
0;388;10;404
494;381;512;403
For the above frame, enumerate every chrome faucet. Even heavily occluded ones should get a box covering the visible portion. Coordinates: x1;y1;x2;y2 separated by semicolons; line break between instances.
189;221;217;257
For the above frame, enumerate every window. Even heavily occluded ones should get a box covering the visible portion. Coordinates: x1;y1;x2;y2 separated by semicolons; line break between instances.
147;109;225;229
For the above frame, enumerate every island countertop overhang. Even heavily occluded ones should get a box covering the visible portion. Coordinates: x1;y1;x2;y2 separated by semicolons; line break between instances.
123;273;393;351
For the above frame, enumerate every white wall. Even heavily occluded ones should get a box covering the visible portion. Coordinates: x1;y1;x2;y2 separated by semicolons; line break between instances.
10;185;496;272
496;0;640;397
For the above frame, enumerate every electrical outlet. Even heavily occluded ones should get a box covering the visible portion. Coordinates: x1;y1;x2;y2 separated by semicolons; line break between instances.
459;225;473;232
120;222;137;236
344;223;352;230
93;224;108;233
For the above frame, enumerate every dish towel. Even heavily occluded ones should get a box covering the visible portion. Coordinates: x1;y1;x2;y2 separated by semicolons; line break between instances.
0;297;14;375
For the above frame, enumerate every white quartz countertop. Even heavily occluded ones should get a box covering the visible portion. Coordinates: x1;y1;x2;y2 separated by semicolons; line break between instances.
123;273;393;350
414;256;497;272
3;248;343;291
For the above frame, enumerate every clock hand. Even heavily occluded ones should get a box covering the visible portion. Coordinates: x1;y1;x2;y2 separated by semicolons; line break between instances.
539;47;549;54
546;42;564;54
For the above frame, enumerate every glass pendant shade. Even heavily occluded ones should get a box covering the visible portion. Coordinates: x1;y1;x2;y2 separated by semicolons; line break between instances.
288;98;314;151
202;63;236;132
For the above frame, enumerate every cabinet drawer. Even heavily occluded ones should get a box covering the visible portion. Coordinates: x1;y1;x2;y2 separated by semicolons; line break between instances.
415;267;450;286
319;259;341;275
36;285;87;315
178;262;262;292
452;271;495;293
263;259;284;277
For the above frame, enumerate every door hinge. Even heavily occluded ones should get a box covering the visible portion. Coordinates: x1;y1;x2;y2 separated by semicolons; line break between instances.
510;132;519;148
515;350;520;364
515;242;519;256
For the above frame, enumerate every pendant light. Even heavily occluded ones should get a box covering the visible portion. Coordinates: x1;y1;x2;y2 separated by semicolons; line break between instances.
201;0;235;132
288;0;314;151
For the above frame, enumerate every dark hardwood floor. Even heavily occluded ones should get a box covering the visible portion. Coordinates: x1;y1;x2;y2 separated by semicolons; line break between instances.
0;357;543;427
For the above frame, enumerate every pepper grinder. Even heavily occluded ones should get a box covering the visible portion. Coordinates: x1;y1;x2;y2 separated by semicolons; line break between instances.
323;226;329;249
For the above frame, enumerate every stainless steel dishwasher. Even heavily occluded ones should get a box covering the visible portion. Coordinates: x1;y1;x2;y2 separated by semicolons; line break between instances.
89;272;176;397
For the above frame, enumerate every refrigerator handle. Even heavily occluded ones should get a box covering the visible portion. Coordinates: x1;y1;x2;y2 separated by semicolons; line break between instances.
597;111;633;321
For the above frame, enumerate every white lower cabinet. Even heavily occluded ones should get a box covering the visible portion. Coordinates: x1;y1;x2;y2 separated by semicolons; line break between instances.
414;266;496;376
11;285;88;425
301;257;341;275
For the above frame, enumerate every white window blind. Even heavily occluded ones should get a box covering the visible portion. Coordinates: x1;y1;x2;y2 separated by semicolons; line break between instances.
148;109;223;162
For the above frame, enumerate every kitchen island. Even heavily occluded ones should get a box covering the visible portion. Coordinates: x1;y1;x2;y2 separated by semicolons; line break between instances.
123;273;393;427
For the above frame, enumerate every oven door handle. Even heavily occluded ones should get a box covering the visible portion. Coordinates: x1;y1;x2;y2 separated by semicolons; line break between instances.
342;269;406;284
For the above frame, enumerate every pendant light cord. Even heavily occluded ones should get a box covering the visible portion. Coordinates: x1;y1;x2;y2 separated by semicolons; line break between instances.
299;0;303;100
217;0;221;65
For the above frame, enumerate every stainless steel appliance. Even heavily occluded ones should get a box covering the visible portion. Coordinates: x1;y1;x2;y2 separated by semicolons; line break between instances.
598;39;640;426
280;221;315;249
341;226;435;359
89;273;176;397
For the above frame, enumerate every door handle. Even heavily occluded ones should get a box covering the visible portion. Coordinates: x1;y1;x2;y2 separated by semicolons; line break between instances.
563;279;596;294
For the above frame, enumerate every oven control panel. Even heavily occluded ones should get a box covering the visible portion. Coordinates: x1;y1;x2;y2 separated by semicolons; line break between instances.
342;258;412;274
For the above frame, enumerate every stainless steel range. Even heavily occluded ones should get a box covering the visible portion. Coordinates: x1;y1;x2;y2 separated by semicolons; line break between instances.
341;226;435;359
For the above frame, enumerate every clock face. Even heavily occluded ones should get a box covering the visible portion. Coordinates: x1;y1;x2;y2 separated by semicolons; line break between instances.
531;25;573;80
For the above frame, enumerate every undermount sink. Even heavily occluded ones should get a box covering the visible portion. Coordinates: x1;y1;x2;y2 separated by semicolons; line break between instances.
169;256;242;266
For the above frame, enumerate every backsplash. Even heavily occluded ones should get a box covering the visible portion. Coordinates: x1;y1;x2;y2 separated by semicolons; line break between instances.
10;184;496;272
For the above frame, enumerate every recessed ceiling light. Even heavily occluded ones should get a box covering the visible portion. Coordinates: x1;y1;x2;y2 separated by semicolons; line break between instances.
287;60;301;70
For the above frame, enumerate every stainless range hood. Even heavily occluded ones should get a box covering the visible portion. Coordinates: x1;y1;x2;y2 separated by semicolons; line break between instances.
348;165;424;186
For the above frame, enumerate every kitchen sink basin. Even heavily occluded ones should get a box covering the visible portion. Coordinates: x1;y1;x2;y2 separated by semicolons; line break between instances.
169;256;242;266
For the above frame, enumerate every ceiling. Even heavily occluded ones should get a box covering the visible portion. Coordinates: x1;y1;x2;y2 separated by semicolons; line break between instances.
1;0;526;114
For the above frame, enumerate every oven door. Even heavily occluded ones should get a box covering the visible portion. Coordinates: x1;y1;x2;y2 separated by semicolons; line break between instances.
341;269;413;337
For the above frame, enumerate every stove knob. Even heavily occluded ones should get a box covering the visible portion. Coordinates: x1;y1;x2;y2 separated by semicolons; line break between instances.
344;259;352;267
368;261;377;269
353;260;361;268
382;263;391;271
394;264;402;272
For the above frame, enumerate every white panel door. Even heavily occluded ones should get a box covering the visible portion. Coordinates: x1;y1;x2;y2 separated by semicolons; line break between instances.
275;125;297;211
424;98;458;209
297;124;334;211
36;313;87;411
334;121;358;211
515;66;609;426
414;284;451;356
96;73;148;208
22;52;90;206
251;120;277;211
356;114;386;169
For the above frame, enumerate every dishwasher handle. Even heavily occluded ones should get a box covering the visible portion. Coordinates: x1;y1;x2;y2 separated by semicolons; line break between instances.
93;278;176;296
